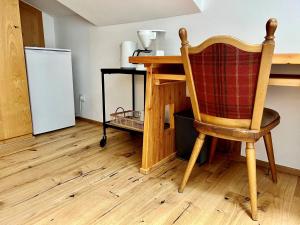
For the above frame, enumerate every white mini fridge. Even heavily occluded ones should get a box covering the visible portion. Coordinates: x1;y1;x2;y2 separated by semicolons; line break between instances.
25;47;76;135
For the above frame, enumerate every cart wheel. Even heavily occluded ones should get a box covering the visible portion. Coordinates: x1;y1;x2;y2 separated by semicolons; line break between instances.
100;136;107;147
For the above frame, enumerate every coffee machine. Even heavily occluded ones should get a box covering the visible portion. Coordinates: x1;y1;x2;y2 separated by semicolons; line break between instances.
120;30;165;70
134;30;165;70
133;30;165;57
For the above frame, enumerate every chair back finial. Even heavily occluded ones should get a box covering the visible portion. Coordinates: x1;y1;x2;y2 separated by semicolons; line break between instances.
265;18;277;42
179;28;189;47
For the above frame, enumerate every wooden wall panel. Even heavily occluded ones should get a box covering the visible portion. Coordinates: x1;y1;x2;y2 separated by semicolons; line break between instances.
19;0;45;47
0;0;32;140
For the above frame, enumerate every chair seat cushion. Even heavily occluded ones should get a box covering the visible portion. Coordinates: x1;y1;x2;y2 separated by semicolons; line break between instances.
194;108;280;142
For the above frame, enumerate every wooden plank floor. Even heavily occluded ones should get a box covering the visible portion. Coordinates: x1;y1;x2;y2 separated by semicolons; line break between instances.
0;121;299;225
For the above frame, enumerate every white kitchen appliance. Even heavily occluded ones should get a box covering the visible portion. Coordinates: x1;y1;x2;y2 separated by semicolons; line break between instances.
135;30;166;56
134;30;166;70
25;47;75;135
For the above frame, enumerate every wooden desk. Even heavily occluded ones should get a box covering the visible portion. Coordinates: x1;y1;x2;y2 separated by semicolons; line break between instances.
129;54;300;174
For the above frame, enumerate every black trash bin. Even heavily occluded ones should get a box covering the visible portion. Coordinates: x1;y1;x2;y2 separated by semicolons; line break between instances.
174;109;209;165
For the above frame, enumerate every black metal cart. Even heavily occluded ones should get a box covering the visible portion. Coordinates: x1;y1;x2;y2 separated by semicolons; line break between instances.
100;68;147;147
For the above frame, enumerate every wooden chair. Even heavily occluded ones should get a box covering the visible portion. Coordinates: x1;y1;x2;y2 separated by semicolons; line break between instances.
178;18;279;220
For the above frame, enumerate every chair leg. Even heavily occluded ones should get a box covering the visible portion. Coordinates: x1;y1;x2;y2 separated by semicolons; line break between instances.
263;132;277;183
209;137;218;164
179;133;206;193
246;142;258;221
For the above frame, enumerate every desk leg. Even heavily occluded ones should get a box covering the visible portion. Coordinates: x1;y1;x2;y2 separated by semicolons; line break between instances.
144;73;146;109
141;65;154;173
140;65;187;174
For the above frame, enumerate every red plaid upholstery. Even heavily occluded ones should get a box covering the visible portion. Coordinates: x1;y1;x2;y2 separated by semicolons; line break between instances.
189;43;262;119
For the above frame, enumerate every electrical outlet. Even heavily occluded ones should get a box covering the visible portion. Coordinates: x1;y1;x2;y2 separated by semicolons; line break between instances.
79;94;86;116
79;95;86;102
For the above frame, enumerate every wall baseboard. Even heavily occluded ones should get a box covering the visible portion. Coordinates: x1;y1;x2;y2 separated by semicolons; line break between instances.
237;156;300;177
76;117;103;126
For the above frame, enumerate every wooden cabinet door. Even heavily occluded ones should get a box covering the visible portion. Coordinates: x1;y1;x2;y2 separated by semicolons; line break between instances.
19;1;45;47
0;0;32;140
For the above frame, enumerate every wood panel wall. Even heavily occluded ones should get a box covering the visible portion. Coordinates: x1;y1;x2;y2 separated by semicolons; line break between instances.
0;0;33;140
19;0;45;47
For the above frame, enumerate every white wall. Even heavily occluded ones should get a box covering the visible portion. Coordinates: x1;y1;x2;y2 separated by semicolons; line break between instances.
54;16;94;118
42;12;56;48
53;0;300;169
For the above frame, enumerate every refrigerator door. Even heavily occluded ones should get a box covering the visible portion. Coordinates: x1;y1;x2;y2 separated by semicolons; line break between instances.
25;48;75;134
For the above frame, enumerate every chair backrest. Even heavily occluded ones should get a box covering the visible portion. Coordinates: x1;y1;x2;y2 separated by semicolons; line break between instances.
180;18;277;130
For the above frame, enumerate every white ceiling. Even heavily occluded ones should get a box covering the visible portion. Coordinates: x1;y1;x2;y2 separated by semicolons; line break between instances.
56;0;202;26
22;0;75;16
23;0;203;26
